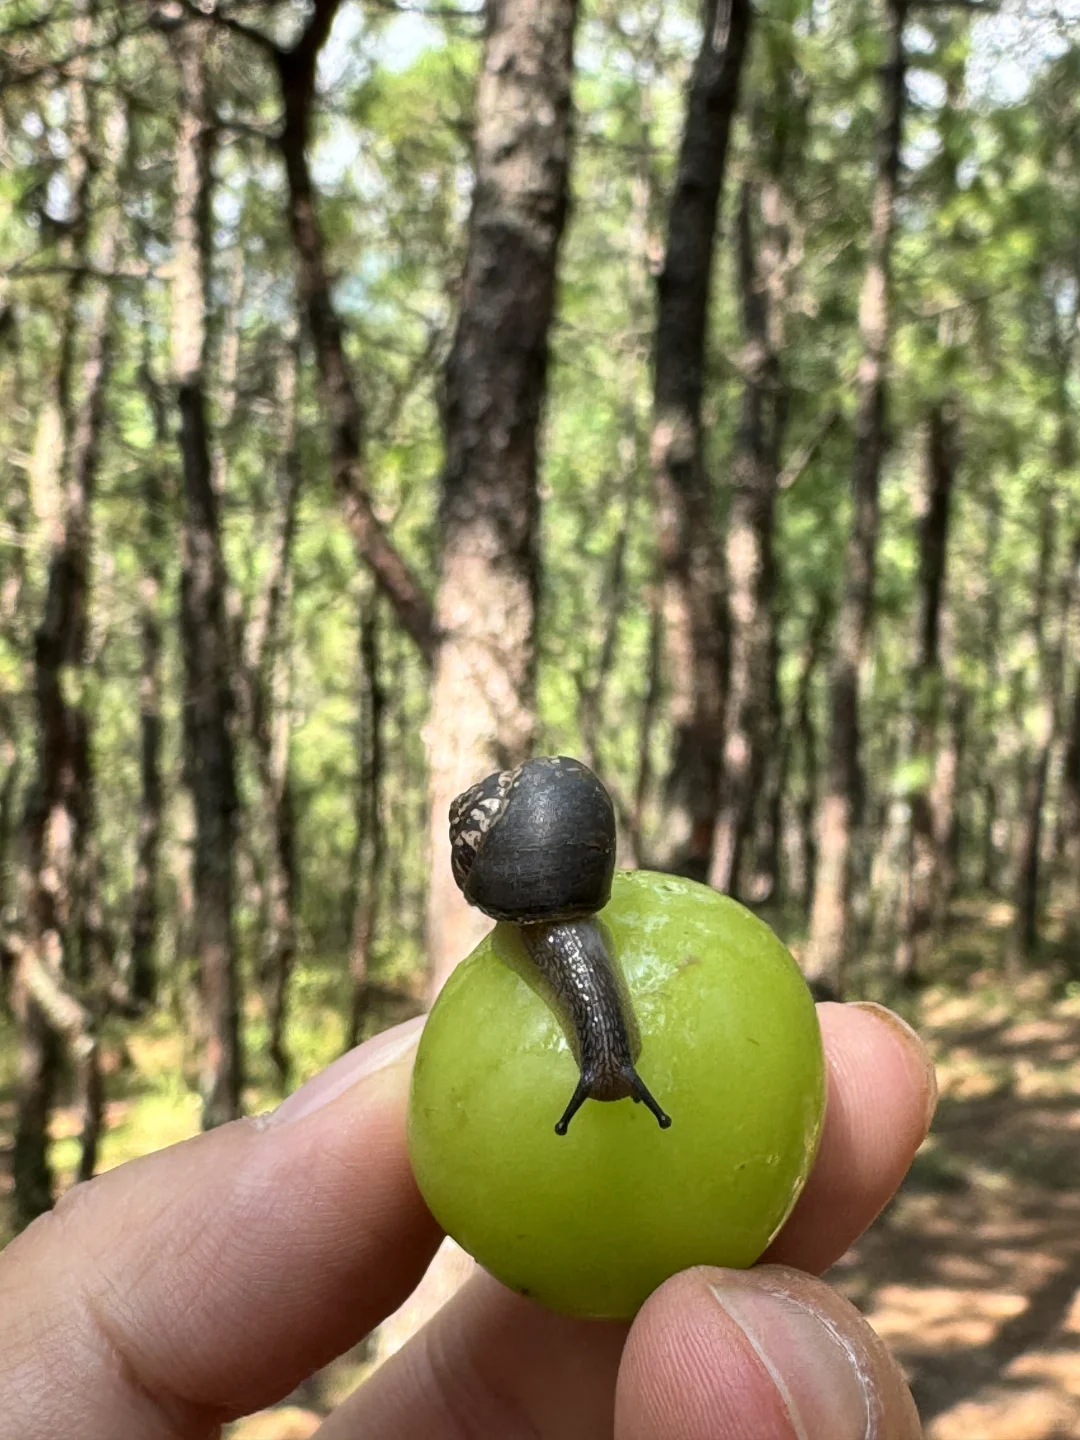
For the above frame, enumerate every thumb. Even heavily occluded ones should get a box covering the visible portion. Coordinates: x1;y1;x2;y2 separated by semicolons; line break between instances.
616;1264;921;1440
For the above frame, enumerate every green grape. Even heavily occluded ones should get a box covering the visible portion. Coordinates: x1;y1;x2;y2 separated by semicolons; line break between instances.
407;870;825;1319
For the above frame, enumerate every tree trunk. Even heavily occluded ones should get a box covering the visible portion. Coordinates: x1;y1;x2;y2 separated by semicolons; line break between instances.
896;402;956;982
0;302;28;992
425;0;579;993
710;169;791;894
803;0;907;997
170;19;242;1129
273;4;435;661
345;592;386;1051
12;41;123;1221
1061;674;1080;958
930;680;966;925
651;0;752;876
129;341;169;1006
1011;525;1080;968
249;344;302;1089
792;593;831;911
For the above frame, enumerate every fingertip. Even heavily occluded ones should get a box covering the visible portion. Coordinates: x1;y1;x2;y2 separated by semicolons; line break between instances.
617;1265;921;1440
616;1268;795;1440
764;1001;936;1273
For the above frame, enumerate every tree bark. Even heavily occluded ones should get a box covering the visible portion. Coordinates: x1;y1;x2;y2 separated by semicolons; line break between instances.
651;0;752;876
273;3;435;661
1061;673;1080;958
12;41;123;1222
169;18;242;1129
791;592;831;911
803;0;907;996
930;679;966;929
425;0;579;993
0;303;28;991
896;402;956;981
345;592;386;1051
1010;524;1079;968
247;343;302;1089
710;169;790;894
129;341;169;1006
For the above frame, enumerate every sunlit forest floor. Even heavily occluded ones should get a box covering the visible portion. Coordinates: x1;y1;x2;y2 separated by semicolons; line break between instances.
2;902;1079;1440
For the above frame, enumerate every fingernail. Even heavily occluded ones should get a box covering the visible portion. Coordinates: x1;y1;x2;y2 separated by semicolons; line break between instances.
849;1001;939;1130
265;1015;426;1127
711;1275;873;1440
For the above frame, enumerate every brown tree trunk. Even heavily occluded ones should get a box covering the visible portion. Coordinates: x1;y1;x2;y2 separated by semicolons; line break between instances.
1011;524;1080;968
803;0;907;997
0;704;20;996
1061;674;1080;959
129;341;169;1006
273;3;434;661
248;344;302;1089
791;593;831;911
170;19;242;1129
631;584;665;866
425;0;579;993
710;170;791;894
12;48;123;1222
0;303;28;991
651;0;752;876
345;592;386;1051
930;680;966;926
896;402;956;982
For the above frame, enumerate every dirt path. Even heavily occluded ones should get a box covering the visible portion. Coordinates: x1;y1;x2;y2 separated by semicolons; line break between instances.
834;981;1080;1439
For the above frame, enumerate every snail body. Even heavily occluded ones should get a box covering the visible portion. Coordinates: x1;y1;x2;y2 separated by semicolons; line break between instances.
449;756;671;1135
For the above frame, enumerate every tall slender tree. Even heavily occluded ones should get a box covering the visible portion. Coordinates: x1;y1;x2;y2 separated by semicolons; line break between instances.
169;16;243;1127
245;340;302;1087
803;0;908;996
710;15;804;894
129;330;170;1005
896;403;957;980
12;29;124;1221
650;0;752;877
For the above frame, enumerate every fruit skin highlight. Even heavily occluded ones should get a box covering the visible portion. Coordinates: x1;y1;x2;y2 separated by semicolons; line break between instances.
408;870;826;1320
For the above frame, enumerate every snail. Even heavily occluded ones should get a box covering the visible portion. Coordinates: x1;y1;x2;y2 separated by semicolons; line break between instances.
449;755;671;1136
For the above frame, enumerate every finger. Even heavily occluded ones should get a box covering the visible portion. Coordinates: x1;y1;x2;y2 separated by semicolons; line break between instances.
616;1264;921;1440
316;1268;628;1439
764;1000;937;1273
0;1018;441;1440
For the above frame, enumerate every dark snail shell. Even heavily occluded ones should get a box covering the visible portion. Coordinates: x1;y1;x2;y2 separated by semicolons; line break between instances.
448;756;670;1136
449;755;616;924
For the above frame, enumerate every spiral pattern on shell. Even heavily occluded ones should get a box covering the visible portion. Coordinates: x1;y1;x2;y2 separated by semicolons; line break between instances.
448;756;617;924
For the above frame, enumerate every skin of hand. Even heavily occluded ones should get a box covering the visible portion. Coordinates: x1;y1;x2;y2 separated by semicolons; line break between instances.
0;1000;936;1440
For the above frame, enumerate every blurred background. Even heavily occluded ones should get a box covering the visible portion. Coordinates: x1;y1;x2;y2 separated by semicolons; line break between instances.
2;0;1080;1434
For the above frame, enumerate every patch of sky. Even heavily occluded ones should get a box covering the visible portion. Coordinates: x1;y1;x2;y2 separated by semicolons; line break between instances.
312;6;450;190
968;0;1078;105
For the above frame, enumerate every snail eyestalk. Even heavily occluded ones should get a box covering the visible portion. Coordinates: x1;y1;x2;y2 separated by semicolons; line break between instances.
449;756;672;1135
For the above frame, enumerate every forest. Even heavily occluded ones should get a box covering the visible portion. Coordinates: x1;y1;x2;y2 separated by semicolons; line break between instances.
1;0;1080;1434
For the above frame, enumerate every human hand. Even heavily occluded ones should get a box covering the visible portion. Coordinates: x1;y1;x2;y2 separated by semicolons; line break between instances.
0;1000;935;1439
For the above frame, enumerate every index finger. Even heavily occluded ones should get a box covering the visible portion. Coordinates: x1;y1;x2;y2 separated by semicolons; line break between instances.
0;1017;440;1440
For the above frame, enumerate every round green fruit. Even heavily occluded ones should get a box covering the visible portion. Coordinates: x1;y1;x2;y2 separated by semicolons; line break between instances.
407;870;825;1319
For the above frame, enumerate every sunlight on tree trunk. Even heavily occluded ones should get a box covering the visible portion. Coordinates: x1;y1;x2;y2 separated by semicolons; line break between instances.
425;0;579;994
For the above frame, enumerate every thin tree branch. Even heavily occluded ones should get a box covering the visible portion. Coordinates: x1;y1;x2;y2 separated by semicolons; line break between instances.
778;408;841;491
